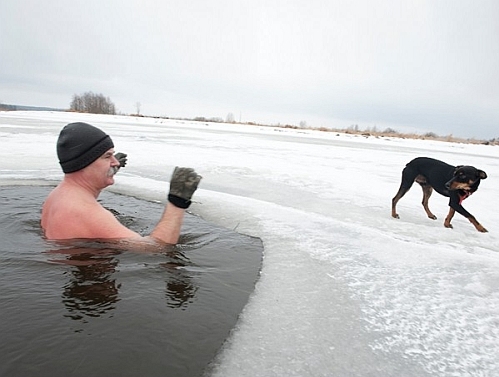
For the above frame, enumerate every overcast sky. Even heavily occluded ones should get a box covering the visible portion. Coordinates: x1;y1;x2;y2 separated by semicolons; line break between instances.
1;0;498;139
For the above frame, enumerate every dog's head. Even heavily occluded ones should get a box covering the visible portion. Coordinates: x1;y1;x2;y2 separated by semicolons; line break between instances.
445;165;487;191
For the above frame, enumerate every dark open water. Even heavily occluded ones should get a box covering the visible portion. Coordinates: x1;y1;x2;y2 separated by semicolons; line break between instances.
0;185;263;377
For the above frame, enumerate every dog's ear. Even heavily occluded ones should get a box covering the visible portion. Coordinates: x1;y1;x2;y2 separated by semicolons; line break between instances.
454;166;464;175
478;170;487;180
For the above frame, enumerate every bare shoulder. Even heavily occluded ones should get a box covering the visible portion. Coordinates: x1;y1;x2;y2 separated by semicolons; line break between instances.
42;185;139;240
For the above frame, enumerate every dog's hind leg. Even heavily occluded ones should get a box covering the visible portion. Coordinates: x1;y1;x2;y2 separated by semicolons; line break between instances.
419;182;437;220
392;187;409;218
392;167;417;219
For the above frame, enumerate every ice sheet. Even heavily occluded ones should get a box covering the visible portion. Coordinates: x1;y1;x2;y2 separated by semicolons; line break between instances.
1;111;499;376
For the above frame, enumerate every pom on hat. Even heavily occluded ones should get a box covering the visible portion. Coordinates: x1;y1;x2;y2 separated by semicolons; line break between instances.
57;122;114;173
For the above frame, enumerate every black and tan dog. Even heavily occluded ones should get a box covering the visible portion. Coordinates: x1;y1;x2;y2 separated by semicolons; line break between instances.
391;157;488;232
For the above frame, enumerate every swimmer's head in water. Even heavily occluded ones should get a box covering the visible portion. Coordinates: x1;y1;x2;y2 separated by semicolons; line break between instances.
57;122;114;173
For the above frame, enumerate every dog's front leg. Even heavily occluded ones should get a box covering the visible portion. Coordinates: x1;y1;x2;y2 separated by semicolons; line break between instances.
468;216;488;233
449;195;488;232
444;207;455;228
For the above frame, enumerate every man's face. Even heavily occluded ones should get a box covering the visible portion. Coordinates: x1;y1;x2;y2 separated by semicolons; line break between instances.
83;148;120;188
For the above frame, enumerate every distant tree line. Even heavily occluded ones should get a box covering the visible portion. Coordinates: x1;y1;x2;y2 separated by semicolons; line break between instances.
69;91;116;115
0;103;17;111
0;103;61;111
194;116;224;123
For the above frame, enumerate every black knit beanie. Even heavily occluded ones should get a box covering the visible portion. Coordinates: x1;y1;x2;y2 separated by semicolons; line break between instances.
57;122;114;173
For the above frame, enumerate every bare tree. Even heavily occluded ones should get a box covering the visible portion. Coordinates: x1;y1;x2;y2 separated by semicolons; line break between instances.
70;92;116;115
136;102;141;115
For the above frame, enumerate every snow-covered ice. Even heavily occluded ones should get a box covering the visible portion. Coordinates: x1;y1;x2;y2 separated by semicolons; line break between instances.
1;111;498;376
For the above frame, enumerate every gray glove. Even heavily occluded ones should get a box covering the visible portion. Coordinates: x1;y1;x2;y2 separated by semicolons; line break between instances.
168;167;202;208
111;152;128;175
114;152;128;168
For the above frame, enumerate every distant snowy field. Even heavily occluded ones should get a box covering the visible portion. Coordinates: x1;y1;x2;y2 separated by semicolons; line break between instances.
1;111;499;376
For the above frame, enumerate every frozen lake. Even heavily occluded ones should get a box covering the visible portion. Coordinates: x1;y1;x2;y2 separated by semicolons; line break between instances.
1;111;499;376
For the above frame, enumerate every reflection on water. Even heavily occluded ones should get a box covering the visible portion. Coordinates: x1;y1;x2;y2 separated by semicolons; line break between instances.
48;248;121;321
0;185;263;377
48;245;200;320
62;254;119;321
162;260;198;309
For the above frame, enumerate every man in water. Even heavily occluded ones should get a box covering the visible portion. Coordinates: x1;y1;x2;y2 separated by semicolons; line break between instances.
41;122;201;244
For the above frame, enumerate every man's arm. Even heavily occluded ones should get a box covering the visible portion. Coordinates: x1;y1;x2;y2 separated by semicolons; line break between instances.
64;201;182;244
149;167;202;244
149;203;185;244
106;167;201;245
70;202;141;239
